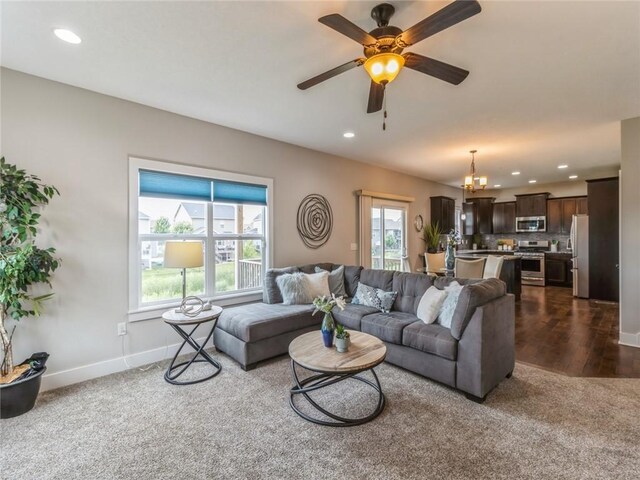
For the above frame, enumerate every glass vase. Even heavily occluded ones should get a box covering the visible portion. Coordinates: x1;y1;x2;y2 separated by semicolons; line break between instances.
445;244;455;271
321;312;335;348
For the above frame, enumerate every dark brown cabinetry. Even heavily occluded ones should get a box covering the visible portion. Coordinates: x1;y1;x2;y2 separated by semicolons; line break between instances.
546;253;573;287
587;178;619;302
492;202;516;234
464;198;494;235
547;196;588;234
515;193;549;217
462;202;476;235
430;196;455;233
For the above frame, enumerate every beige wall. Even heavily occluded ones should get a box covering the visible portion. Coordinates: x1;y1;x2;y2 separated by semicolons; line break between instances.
620;117;640;347
467;180;588;202
0;68;461;383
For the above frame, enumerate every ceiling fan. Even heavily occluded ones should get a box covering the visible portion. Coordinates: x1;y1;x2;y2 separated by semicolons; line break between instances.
297;1;481;114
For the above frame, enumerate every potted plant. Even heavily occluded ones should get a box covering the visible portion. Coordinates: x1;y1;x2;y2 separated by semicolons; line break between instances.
421;221;442;254
335;324;350;353
312;294;346;348
0;158;60;418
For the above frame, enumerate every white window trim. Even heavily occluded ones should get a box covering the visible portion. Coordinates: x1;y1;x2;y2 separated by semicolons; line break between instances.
128;156;274;320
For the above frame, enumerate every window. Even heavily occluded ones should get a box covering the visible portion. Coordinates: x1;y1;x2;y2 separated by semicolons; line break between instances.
358;191;411;271
129;158;272;314
371;200;407;271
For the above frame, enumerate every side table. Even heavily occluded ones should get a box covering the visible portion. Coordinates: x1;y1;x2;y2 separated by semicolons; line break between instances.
162;306;223;385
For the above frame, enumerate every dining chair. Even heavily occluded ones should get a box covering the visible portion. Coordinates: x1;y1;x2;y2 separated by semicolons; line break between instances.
455;258;486;279
483;255;504;279
424;252;445;276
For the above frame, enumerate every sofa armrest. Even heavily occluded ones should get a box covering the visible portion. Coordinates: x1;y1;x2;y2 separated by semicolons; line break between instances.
455;294;515;398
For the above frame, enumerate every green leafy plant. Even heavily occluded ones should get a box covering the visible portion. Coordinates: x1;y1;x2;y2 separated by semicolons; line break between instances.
152;216;171;233
421;222;442;253
0;157;60;377
335;323;350;340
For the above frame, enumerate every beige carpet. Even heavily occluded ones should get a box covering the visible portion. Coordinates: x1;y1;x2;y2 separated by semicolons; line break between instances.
1;352;639;480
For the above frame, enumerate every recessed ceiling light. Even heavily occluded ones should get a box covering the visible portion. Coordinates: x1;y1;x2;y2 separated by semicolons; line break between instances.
529;180;537;184
569;175;578;179
512;171;520;175
54;28;82;44
343;132;355;138
558;164;568;169
494;184;501;188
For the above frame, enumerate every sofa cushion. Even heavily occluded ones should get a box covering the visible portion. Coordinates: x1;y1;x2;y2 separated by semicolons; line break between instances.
217;303;316;343
332;304;379;330
360;268;395;292
402;322;458;361
343;265;363;298
392;272;434;314
450;278;507;340
298;262;334;274
361;311;419;344
263;267;299;304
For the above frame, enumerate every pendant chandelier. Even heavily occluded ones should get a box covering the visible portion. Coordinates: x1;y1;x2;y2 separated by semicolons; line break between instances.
463;150;487;193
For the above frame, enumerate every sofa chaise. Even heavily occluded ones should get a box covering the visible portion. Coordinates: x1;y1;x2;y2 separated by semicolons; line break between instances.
213;263;515;402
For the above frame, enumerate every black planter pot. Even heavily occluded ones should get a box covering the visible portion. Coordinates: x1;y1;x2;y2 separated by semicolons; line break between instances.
0;367;46;419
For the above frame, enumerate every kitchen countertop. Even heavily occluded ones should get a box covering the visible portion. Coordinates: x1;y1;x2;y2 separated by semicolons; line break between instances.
456;249;516;255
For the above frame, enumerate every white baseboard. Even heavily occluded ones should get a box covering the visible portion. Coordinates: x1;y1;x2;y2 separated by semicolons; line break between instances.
41;335;210;392
619;331;640;348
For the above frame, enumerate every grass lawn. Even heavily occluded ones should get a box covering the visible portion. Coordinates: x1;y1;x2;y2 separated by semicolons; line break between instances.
142;263;236;302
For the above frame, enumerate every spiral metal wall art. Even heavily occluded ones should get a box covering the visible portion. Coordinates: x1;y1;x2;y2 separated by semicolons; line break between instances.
297;194;333;249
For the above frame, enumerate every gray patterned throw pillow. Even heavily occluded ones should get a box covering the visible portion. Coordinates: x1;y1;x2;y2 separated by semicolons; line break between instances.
352;282;397;313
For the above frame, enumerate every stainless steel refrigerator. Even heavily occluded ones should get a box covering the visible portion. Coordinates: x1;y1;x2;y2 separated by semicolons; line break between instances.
570;214;589;298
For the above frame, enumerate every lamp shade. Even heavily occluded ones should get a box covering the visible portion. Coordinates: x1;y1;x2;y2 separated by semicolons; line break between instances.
164;241;204;268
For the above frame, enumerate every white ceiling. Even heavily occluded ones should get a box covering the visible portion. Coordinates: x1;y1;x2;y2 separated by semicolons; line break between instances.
2;1;639;188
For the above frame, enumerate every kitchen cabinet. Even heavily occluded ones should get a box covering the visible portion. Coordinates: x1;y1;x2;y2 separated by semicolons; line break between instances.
492;202;516;234
576;196;588;214
515;193;549;217
430;196;455;233
587;178;619;302
465;197;494;234
547;196;587;234
462;202;476;235
545;253;573;287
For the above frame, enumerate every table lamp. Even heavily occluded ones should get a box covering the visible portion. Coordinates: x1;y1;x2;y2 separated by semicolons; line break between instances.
163;240;204;300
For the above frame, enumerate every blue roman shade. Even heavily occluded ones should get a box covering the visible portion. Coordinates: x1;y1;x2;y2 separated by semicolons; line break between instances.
213;180;267;205
139;170;267;205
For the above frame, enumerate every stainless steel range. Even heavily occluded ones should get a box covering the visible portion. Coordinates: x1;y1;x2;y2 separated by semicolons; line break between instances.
514;240;549;287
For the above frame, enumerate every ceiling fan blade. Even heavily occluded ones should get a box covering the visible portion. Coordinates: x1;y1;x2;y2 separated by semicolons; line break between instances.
398;0;481;47
319;14;378;46
367;81;385;113
297;59;365;90
403;53;469;85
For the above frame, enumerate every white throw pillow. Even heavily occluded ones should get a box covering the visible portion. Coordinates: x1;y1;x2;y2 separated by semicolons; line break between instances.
417;286;448;324
304;271;331;299
437;281;464;329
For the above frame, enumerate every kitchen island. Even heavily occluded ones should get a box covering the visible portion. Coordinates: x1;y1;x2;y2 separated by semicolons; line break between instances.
455;252;522;301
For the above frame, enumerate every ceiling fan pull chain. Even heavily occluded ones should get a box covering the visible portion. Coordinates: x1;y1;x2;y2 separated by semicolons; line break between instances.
382;84;387;131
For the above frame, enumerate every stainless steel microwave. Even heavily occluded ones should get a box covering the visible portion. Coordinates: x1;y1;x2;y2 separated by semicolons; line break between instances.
515;216;546;232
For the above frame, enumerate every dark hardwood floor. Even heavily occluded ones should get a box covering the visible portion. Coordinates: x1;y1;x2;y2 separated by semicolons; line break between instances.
515;285;640;377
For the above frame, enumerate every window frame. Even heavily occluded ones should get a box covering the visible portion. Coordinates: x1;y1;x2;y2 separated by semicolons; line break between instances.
128;157;273;320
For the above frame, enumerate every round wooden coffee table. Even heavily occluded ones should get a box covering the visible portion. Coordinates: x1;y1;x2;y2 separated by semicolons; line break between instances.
288;330;386;427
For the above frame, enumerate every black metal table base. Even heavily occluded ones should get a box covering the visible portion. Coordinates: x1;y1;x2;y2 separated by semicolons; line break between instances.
165;321;221;385
289;360;385;427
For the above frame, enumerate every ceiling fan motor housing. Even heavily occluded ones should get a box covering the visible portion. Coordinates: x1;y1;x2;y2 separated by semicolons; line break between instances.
366;4;404;57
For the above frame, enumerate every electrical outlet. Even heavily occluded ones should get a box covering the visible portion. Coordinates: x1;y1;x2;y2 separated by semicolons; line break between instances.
350;243;358;251
117;322;127;336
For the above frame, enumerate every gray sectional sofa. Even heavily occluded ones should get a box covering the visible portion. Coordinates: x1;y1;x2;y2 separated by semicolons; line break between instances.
213;262;515;402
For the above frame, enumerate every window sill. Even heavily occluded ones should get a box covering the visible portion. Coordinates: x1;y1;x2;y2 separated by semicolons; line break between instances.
128;291;263;322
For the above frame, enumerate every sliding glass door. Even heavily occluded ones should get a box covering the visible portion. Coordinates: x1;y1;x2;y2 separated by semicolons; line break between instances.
371;200;407;271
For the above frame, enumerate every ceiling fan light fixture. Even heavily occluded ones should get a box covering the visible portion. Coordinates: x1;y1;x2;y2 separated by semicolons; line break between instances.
364;53;405;85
